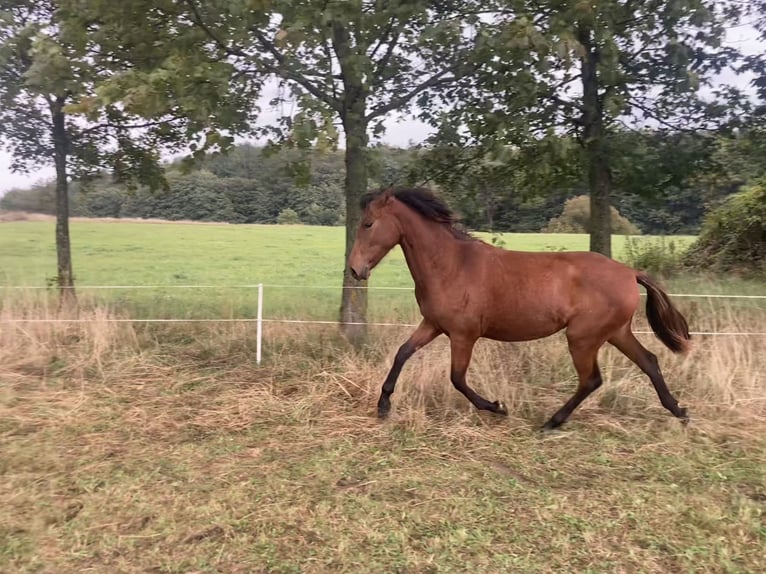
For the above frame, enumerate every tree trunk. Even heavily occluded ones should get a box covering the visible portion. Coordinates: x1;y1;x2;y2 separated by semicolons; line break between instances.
339;100;369;343
579;27;612;258
51;97;76;307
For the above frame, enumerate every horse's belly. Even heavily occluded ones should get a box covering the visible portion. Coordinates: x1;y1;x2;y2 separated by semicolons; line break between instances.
482;311;566;342
483;322;564;342
417;294;568;342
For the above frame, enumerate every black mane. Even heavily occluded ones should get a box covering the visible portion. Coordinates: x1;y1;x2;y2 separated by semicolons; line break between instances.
360;187;475;241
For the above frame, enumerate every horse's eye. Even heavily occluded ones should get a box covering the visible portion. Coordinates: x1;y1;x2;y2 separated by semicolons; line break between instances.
363;221;373;228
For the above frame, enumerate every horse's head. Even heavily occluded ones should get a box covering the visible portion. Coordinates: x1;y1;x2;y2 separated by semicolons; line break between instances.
348;190;401;281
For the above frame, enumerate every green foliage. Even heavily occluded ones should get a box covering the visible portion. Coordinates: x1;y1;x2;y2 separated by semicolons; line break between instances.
684;182;766;274
543;195;640;235
119;171;242;222
79;185;126;218
202;145;347;223
277;208;301;225
0;0;219;187
623;237;685;277
0;183;56;214
63;0;260;169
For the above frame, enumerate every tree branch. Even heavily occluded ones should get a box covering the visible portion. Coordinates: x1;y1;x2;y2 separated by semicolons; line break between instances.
252;29;342;112
367;68;454;120
371;23;405;83
79;116;184;136
183;0;252;60
628;98;698;133
184;0;341;112
417;149;484;187
368;16;397;61
319;27;339;103
554;94;579;110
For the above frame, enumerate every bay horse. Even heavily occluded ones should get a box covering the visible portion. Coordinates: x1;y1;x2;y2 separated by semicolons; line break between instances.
347;187;691;429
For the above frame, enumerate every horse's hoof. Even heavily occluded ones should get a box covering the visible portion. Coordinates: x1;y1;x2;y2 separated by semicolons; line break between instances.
540;420;561;433
377;405;391;419
677;407;690;425
494;401;508;416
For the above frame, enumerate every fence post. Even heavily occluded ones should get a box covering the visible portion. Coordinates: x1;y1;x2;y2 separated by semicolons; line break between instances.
256;283;263;365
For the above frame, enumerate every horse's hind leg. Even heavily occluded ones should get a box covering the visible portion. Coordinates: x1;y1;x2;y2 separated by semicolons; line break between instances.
377;320;441;418
450;337;508;415
542;340;603;430
609;326;688;421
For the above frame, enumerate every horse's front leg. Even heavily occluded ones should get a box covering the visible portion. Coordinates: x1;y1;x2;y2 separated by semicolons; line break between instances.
449;337;508;415
377;320;441;418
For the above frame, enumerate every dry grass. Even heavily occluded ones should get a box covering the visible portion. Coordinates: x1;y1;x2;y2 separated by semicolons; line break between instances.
1;294;765;573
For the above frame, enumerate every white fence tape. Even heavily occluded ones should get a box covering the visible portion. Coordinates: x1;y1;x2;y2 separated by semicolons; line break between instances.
2;317;765;337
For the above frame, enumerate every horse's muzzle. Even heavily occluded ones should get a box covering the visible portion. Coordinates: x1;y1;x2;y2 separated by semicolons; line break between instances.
349;265;369;281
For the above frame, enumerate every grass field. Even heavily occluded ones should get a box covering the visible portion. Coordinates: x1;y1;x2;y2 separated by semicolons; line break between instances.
1;218;765;573
1;219;762;322
0;220;701;288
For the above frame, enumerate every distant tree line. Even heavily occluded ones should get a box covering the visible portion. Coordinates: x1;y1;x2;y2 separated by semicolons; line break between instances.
3;127;760;236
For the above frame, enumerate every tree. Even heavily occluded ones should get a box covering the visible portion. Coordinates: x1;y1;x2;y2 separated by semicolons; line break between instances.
0;1;86;304
183;0;486;341
426;0;744;257
0;0;259;304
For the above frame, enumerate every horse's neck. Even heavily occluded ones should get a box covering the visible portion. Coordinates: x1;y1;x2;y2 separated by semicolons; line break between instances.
396;211;464;291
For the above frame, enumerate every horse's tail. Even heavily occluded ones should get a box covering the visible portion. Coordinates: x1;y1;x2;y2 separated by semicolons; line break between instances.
636;273;691;354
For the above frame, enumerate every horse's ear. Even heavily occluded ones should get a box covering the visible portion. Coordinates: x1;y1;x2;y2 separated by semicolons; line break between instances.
382;188;395;204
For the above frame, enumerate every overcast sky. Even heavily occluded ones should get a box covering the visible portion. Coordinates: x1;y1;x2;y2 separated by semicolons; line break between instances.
1;20;762;194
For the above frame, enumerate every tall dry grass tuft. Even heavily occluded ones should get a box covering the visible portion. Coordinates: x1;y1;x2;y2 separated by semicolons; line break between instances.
1;291;136;383
1;291;764;439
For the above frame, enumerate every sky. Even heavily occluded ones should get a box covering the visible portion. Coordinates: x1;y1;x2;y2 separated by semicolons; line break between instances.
1;19;762;195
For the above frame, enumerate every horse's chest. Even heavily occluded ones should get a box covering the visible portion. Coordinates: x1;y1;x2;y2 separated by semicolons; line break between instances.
414;287;475;324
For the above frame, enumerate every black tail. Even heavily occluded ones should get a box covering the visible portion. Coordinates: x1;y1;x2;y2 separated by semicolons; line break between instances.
636;273;691;354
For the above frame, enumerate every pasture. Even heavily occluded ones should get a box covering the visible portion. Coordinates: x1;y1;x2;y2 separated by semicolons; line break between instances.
1;219;759;320
1;219;765;573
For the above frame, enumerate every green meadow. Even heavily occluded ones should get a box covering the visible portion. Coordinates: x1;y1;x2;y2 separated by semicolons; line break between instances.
0;220;694;285
4;219;761;322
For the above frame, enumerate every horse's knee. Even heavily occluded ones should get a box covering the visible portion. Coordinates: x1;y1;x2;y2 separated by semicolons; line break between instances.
394;342;415;367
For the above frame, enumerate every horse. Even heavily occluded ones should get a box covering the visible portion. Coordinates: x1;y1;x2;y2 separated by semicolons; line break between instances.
347;186;691;430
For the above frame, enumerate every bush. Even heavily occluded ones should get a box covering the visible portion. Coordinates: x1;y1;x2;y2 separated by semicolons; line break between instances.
543;195;641;235
302;202;338;226
277;208;302;225
684;181;766;274
623;237;684;277
0;182;56;214
81;187;125;218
